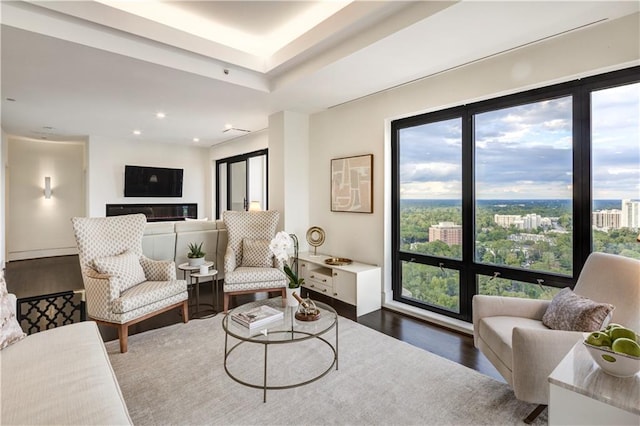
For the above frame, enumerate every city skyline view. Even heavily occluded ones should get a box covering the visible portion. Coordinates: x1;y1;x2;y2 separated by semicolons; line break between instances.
399;83;639;200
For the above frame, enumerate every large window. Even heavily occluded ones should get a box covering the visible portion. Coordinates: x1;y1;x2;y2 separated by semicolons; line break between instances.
591;83;640;257
392;67;639;321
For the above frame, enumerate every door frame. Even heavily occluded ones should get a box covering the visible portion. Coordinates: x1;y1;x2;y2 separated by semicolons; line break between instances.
215;149;268;219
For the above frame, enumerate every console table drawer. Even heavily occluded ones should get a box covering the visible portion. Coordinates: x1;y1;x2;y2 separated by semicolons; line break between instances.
307;271;332;294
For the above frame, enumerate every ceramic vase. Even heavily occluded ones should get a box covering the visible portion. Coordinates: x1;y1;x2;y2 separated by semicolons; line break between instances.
188;257;205;267
286;287;300;307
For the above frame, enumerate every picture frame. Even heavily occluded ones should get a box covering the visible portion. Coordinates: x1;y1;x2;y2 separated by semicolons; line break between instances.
331;154;373;213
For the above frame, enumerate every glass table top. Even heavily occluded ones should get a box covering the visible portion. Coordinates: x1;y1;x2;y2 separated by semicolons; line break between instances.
222;297;337;343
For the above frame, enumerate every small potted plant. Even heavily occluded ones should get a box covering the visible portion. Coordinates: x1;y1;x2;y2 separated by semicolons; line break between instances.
187;242;206;266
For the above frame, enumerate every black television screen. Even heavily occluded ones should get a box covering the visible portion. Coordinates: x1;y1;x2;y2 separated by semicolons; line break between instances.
124;165;183;197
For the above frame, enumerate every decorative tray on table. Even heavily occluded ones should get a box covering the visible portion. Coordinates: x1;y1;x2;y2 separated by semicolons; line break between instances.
295;309;321;321
324;257;352;266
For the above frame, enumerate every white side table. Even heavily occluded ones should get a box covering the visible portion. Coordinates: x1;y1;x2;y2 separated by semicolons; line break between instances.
548;341;640;425
177;262;217;319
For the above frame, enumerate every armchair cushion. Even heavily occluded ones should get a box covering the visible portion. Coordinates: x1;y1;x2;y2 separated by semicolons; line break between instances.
241;238;272;268
224;267;287;286
94;251;146;295
139;256;176;281
111;280;186;314
542;287;614;332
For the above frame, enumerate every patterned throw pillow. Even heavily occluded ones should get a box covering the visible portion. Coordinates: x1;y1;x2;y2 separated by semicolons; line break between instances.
241;238;273;268
93;251;147;294
0;274;26;350
542;287;614;332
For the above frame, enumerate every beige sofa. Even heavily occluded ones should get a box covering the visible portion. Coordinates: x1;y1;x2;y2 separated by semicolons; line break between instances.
1;318;132;425
142;220;228;281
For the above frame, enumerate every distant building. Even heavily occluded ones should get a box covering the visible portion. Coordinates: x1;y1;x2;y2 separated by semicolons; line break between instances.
494;213;543;230
621;199;640;229
508;233;552;243
592;209;621;230
429;222;462;246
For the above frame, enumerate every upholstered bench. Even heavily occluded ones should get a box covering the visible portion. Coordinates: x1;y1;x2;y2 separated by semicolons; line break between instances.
0;320;132;425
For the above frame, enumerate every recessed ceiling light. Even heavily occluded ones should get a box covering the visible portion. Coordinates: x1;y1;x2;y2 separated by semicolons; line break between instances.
193;138;200;142
224;123;233;129
133;130;141;135
156;112;166;119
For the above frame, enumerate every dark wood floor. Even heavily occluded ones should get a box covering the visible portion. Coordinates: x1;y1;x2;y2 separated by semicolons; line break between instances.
4;255;503;382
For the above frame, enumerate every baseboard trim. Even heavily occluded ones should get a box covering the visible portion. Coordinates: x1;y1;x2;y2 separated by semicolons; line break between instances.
382;300;473;335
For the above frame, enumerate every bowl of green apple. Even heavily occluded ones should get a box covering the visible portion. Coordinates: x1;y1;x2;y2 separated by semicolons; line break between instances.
583;324;640;378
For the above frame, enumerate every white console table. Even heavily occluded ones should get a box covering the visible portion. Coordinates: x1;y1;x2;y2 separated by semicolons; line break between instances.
298;252;381;317
548;341;639;425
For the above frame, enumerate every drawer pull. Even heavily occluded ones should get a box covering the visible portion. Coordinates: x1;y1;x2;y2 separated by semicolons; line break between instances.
334;272;338;276
333;293;338;296
310;284;315;288
322;289;327;293
310;274;315;278
322;279;327;282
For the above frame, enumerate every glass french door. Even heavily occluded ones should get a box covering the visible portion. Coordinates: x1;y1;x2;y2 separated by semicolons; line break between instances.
216;149;268;218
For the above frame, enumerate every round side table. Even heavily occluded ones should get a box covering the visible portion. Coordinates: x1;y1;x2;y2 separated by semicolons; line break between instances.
178;262;216;319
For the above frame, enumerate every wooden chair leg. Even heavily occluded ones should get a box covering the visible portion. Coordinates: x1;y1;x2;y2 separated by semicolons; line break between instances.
182;300;189;323
281;288;286;307
524;404;547;424
224;293;230;313
118;323;128;353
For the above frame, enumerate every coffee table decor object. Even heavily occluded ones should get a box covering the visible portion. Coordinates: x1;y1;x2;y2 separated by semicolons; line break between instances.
293;292;320;322
231;305;284;330
324;257;352;266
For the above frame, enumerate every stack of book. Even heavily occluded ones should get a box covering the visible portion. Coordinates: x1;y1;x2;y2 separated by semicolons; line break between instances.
231;305;284;330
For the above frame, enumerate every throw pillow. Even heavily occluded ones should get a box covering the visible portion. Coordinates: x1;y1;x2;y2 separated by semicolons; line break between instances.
542;287;614;332
93;251;146;294
0;274;26;350
241;238;273;268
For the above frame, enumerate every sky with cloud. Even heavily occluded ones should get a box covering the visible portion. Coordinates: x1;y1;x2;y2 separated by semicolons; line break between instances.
399;83;639;200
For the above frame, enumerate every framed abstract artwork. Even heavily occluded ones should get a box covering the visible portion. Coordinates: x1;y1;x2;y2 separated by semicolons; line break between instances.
331;154;373;213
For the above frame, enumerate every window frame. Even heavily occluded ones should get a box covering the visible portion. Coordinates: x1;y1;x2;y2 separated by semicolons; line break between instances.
391;66;640;322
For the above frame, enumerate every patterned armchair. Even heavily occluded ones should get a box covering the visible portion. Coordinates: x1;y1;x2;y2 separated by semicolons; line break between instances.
222;210;287;312
71;214;188;353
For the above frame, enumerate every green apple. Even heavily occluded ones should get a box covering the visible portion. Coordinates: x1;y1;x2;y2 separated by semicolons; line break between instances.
609;327;637;342
585;331;612;348
611;338;640;357
603;323;623;334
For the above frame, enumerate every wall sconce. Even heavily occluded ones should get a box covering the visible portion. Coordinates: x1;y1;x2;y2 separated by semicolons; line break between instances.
44;176;52;199
248;201;261;212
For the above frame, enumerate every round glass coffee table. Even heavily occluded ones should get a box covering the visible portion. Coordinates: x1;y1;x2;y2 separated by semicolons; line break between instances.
222;297;338;402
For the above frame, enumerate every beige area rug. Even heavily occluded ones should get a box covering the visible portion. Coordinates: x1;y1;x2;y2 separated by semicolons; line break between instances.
105;315;547;425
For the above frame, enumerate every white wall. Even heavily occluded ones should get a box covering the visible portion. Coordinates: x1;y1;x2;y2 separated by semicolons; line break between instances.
308;13;640;304
1;129;6;268
6;137;86;260
88;136;211;218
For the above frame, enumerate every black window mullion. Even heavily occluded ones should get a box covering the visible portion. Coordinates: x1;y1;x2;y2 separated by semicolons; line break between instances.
460;110;474;321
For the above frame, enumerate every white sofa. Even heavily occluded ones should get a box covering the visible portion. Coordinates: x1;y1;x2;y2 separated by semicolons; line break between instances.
1;299;132;425
142;220;228;281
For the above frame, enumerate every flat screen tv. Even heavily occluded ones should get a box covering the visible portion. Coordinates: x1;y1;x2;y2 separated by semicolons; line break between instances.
124;165;183;197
